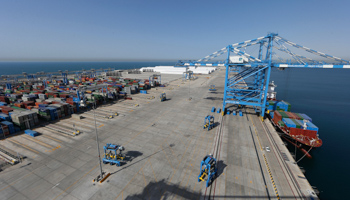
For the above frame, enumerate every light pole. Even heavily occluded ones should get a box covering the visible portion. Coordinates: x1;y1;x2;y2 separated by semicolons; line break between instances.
187;68;192;101
93;96;104;181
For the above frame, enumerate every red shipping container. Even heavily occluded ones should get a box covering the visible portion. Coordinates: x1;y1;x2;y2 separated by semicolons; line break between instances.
285;112;301;120
290;112;301;120
1;108;13;114
273;110;282;125
23;101;35;105
14;103;24;108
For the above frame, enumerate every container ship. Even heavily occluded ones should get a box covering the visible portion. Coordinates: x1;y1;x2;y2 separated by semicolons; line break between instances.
266;81;322;159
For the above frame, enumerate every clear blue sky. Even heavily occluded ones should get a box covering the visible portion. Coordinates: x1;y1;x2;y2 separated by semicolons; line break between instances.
0;0;349;61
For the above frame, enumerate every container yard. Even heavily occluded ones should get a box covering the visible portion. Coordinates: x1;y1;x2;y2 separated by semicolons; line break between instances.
0;65;320;199
0;70;164;137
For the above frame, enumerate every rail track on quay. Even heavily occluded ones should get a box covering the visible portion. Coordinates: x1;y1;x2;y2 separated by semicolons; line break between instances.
201;109;309;199
258;116;306;199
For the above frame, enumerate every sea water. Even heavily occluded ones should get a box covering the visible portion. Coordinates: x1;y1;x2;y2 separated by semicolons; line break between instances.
0;61;175;76
271;68;350;199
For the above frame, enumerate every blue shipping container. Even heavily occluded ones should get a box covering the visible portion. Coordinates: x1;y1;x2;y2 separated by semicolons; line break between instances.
73;97;80;102
39;108;48;112
267;105;274;110
14;126;21;132
282;118;297;128
24;129;38;137
1;121;15;134
306;121;318;132
0;114;10;121
299;113;312;122
276;101;288;111
295;120;304;127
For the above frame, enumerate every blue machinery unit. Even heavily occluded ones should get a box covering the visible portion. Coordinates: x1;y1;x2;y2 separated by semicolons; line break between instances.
178;33;350;118
198;155;218;187
76;90;86;107
61;72;68;85
209;85;216;91
203;115;214;131
75;84;109;107
160;92;166;102
102;143;125;166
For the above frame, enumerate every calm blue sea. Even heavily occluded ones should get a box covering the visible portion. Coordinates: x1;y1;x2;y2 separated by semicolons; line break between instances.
0;61;176;76
0;62;349;199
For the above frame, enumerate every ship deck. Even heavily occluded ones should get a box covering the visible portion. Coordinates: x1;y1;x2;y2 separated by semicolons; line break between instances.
0;68;317;199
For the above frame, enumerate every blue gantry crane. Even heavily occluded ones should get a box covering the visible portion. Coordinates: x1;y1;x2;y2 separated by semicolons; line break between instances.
58;70;69;85
203;115;215;131
102;143;125;166
178;33;350;119
23;73;35;81
198;155;218;187
76;90;86;107
182;69;194;81
149;74;161;86
5;83;11;90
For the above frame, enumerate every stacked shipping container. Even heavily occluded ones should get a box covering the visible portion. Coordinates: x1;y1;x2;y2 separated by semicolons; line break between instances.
272;110;318;140
0;73;161;136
